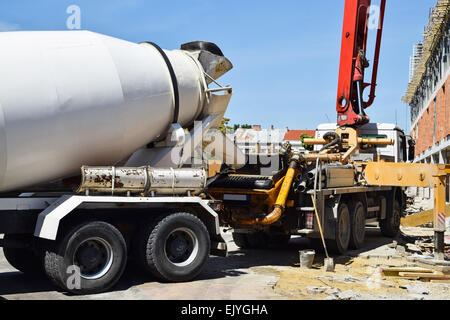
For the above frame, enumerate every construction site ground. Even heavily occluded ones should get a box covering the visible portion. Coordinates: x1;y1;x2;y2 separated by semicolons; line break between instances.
0;224;448;300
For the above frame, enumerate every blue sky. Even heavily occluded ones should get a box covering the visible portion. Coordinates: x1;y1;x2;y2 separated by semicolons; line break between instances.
0;0;436;132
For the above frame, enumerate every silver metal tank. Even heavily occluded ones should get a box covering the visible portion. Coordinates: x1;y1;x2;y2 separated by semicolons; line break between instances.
77;166;207;195
0;31;232;192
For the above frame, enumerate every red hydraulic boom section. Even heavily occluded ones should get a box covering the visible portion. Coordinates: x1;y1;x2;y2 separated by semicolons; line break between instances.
336;0;386;127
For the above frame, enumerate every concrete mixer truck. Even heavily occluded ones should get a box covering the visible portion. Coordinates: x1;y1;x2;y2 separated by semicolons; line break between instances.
0;30;239;294
3;1;448;297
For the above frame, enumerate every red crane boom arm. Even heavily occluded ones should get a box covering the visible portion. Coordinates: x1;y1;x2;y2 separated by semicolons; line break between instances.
336;0;386;127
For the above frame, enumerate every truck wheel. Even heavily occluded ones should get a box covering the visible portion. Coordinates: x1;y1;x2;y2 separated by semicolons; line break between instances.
136;212;210;282
349;201;366;249
44;221;127;294
380;200;401;237
328;203;351;255
3;234;42;274
232;232;250;248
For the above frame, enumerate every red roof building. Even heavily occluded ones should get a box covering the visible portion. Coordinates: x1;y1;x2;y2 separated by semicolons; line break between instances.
283;130;316;141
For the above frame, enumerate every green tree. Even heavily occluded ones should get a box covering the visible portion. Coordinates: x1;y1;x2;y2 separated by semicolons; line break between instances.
218;117;232;135
300;133;314;151
232;124;252;131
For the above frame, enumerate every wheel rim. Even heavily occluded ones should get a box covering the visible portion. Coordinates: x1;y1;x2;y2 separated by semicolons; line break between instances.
73;237;114;280
164;227;199;267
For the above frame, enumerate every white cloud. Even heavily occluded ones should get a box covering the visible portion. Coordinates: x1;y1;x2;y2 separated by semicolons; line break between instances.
0;21;20;31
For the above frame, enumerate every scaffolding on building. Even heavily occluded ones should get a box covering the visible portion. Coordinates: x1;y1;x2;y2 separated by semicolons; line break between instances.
403;0;450;104
409;43;424;83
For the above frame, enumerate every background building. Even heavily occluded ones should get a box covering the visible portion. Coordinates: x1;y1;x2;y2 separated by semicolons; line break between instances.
403;0;450;206
283;129;316;151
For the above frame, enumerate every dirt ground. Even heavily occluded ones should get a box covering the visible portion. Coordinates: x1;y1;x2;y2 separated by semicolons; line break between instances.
0;227;448;300
250;226;450;300
257;255;449;300
249;226;450;300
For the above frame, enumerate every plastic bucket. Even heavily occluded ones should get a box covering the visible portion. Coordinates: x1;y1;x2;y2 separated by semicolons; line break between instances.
299;250;315;268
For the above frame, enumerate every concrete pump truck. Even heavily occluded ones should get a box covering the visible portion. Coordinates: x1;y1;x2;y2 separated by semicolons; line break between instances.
207;0;450;261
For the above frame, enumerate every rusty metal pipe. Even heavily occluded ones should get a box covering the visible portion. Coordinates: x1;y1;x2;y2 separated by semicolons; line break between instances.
303;138;394;146
302;153;342;162
236;160;299;226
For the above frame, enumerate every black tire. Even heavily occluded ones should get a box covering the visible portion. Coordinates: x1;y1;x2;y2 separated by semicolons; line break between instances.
328;202;351;255
43;221;127;294
380;200;401;237
136;212;210;282
3;234;42;274
349;201;366;249
232;232;250;249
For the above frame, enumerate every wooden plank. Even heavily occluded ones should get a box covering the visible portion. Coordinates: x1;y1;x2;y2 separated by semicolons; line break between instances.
418;243;434;248
415;261;450;274
382;267;434;277
401;204;450;228
382;267;433;272
430;279;450;283
398;272;449;280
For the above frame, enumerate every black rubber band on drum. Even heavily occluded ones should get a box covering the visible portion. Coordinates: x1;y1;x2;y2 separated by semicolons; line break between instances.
141;42;179;124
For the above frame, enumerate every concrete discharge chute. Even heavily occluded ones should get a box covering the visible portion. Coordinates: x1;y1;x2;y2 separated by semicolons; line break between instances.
0;31;234;192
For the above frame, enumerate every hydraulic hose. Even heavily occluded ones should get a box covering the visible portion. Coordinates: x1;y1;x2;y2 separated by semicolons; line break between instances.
320;132;341;152
236;159;299;226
